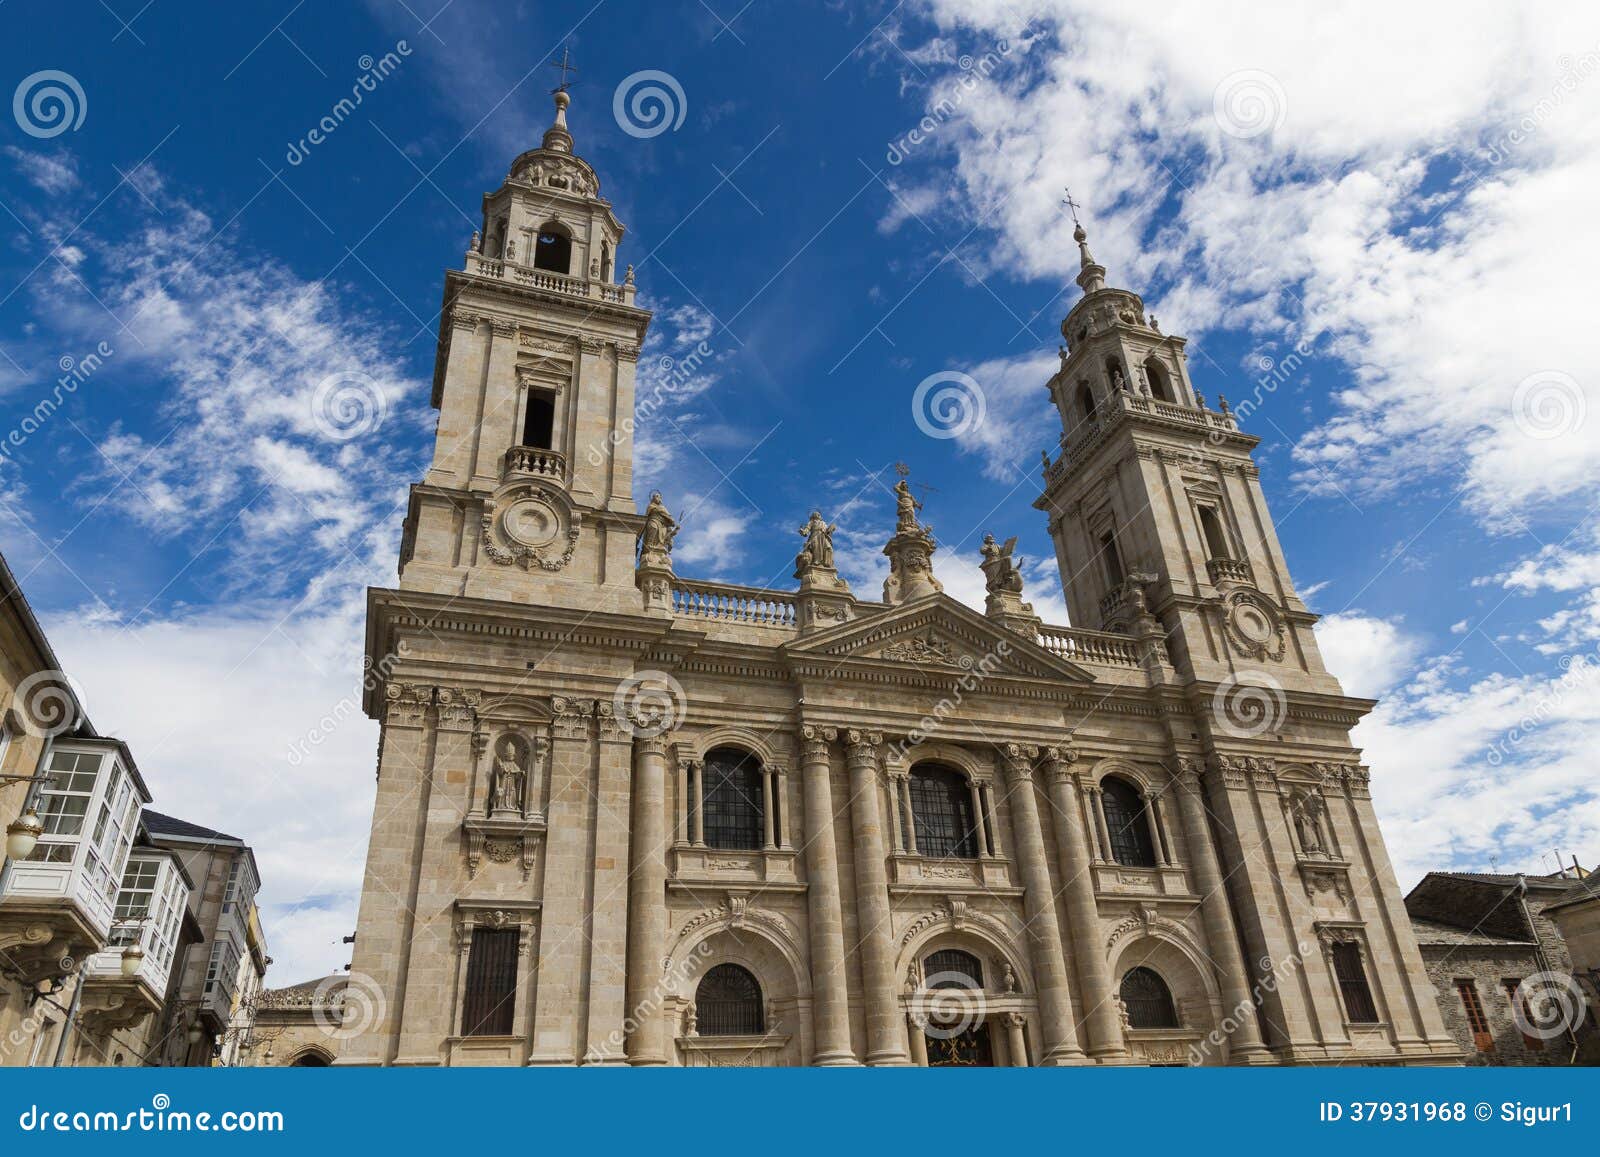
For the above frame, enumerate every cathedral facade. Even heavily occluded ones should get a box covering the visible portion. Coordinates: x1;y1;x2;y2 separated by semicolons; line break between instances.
343;92;1460;1067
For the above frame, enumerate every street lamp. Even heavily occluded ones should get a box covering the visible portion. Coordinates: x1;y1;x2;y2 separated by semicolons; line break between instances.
5;809;42;860
119;943;144;978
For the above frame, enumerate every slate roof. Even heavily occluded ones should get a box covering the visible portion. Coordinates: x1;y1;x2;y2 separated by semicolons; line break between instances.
141;809;243;845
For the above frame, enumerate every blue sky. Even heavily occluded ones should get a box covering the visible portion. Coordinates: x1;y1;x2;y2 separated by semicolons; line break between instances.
3;1;1598;983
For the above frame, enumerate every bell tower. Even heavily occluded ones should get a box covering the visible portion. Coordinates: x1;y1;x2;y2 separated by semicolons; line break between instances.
1034;223;1341;694
398;88;651;609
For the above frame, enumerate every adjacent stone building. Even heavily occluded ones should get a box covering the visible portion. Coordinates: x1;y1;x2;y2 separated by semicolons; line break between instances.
0;548;266;1067
1407;869;1599;1065
343;92;1461;1067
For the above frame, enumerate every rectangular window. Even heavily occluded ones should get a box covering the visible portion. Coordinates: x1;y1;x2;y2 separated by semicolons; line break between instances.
114;859;160;920
522;392;556;450
1331;941;1380;1024
1197;505;1231;560
1502;979;1543;1051
1098;530;1125;588
204;938;242;1001
462;927;519;1037
1455;979;1493;1051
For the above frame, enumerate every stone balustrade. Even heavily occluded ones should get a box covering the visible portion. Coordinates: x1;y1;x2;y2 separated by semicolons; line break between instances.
670;580;797;627
465;251;635;304
1043;392;1240;483
1205;556;1253;585
1035;624;1143;667
503;445;567;481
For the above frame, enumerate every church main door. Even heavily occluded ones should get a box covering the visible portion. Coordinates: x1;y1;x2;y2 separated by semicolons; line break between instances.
925;1023;995;1067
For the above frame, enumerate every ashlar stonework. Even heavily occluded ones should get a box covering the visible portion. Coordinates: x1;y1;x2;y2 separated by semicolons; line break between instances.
341;93;1462;1068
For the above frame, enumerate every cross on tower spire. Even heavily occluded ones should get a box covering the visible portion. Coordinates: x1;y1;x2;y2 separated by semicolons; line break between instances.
1061;187;1084;228
550;46;578;94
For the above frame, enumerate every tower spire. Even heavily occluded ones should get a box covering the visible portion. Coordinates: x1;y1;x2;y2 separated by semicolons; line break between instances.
1063;187;1106;295
542;49;577;153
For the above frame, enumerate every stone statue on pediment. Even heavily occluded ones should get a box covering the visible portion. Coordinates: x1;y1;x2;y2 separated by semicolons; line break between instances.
893;478;923;534
980;534;1023;595
796;511;836;572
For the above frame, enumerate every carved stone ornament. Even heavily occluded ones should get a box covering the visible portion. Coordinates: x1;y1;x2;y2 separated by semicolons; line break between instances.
481;485;582;572
880;629;959;665
1221;588;1286;662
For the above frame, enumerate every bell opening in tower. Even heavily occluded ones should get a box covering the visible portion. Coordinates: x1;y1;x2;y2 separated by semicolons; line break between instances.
534;224;572;274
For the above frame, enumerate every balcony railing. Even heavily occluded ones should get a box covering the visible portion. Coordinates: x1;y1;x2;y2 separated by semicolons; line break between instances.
465;252;636;305
1206;556;1253;585
503;445;567;481
1043;392;1241;484
671;580;797;627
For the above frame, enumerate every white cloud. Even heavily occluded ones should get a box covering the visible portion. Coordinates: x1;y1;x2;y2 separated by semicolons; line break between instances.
1312;612;1424;700
4;146;80;195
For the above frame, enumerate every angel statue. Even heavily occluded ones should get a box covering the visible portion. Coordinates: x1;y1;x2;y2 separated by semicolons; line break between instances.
980;533;1024;595
795;511;836;572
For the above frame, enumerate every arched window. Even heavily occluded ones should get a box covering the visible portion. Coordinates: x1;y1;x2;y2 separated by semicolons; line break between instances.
1144;356;1174;403
1120;966;1179;1028
701;747;764;851
909;764;979;859
696;963;764;1036
1077;382;1098;426
600;240;613;281
924;948;984;989
1101;777;1156;867
533;223;572;273
290;1050;331;1066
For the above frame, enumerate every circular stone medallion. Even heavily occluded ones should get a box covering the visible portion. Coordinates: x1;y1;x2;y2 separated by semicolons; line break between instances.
501;495;561;549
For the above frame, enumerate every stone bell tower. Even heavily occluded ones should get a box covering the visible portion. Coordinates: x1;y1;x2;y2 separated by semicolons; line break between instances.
1033;223;1340;694
397;88;652;612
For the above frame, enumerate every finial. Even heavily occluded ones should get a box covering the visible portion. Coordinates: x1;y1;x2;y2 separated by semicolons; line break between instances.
1064;186;1107;295
542;49;577;152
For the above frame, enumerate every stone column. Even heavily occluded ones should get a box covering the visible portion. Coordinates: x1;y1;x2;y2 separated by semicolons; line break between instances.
907;1014;929;1066
997;743;1084;1065
1004;1012;1029;1066
675;756;692;845
968;778;990;856
689;760;705;846
845;729;909;1065
774;763;792;849
1172;758;1269;1061
584;703;634;1063
888;771;907;853
762;767;777;850
798;726;856;1065
1041;746;1125;1060
981;783;1004;858
1090;784;1114;861
1147;790;1174;865
624;735;669;1065
900;777;919;855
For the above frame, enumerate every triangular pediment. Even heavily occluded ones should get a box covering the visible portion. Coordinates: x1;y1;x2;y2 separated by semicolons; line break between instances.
783;594;1094;684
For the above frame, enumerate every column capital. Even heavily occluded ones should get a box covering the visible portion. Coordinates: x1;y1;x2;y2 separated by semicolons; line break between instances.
635;734;670;758
551;695;596;739
434;686;481;731
799;724;837;762
843;729;883;767
997;742;1040;780
1040;744;1080;778
1003;1010;1027;1029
